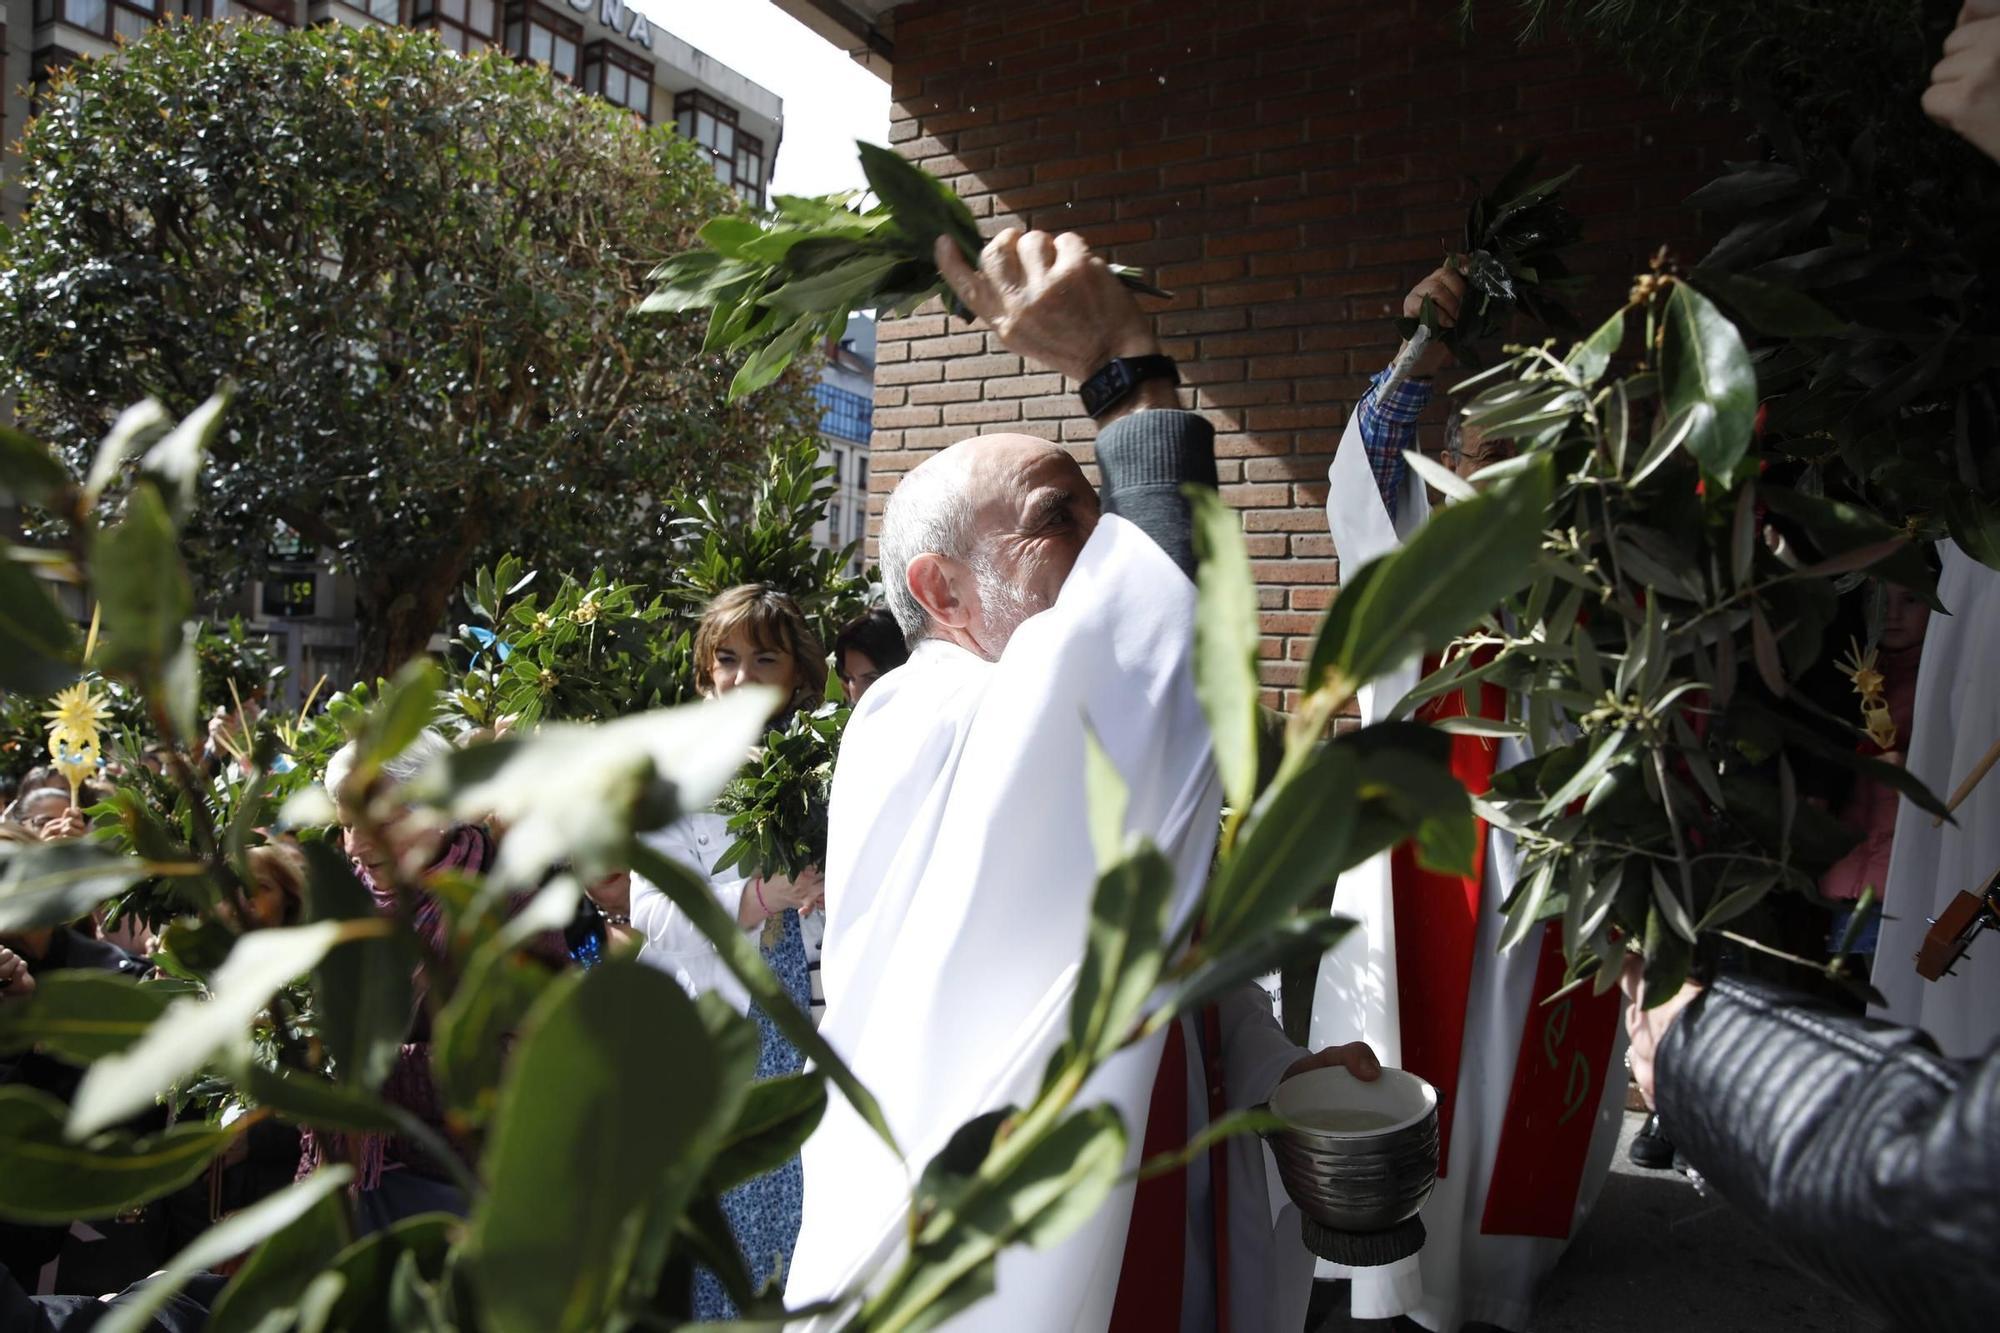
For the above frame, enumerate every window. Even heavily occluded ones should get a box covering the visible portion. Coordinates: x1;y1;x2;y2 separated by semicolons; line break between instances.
827;503;842;543
675;90;766;209
581;40;651;120
503;0;579;82
415;0;496;52
814;383;873;445
111;0;154;42
857;456;868;495
201;0;298;23
34;0;155;37
339;0;401;19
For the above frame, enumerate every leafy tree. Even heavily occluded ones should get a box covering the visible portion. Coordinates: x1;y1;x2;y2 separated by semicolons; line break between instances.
0;20;815;678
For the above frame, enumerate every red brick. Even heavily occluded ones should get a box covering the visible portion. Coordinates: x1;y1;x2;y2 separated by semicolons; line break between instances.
1244;404;1345;431
1291;534;1336;558
984;372;1068;399
1205;279;1301;307
943;353;1025;381
907;332;986;359
1245;452;1335;481
876;361;943;386
1244;509;1332;533
943;401;1022;425
1194;381;1291;409
1261;612;1324;636
1224;484;1292;509
908;381;984;405
1158;257;1246;287
1207;228;1301;259
880;314;948;341
874;406;942;429
1200;331;1295;359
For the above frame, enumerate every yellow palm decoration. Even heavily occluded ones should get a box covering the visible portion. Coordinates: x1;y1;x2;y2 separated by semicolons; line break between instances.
43;607;111;806
1837;637;1897;751
44;681;112;741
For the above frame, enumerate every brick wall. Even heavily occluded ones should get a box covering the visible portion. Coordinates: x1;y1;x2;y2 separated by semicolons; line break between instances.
868;0;1746;708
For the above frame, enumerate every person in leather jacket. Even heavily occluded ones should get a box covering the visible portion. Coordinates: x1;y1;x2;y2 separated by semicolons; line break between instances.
1625;970;1997;1332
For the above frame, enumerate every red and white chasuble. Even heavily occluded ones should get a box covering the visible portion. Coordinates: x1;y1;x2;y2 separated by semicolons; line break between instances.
1312;416;1629;1332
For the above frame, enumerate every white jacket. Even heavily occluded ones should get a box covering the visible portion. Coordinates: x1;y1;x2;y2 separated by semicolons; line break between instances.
632;811;759;1014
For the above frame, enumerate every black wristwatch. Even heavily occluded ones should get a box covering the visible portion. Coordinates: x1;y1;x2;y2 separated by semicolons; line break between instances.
1079;354;1179;419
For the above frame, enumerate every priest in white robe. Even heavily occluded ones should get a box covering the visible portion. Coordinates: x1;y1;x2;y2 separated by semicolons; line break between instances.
1311;267;1629;1333
1874;541;2000;1056
789;227;1375;1332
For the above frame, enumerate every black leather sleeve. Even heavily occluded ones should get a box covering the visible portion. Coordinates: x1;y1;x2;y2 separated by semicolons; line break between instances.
1657;974;2000;1331
1093;409;1217;580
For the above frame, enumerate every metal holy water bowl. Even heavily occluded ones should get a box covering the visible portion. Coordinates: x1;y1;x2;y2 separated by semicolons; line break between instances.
1262;1066;1441;1236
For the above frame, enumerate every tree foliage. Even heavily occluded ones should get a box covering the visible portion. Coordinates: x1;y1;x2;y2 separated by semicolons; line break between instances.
1428;270;1948;1006
1474;0;2000;562
0;20;815;678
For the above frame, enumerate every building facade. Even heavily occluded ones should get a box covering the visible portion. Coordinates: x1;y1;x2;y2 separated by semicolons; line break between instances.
780;0;1750;710
4;0;781;215
0;1;786;696
814;314;877;575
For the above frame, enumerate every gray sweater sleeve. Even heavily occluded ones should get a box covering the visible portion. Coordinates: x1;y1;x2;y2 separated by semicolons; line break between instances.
1092;409;1218;580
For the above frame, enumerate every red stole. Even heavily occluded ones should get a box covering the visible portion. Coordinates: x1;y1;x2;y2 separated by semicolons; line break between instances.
1109;1020;1189;1331
1386;660;1623;1238
1109;1010;1233;1333
1390;659;1506;1175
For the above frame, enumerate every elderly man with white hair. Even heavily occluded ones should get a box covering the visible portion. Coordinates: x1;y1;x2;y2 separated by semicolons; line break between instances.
789;230;1376;1332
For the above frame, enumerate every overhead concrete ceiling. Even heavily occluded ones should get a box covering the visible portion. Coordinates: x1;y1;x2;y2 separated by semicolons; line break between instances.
773;0;900;80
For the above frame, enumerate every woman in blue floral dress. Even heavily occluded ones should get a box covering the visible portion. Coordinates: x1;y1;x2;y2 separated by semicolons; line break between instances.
627;585;826;1319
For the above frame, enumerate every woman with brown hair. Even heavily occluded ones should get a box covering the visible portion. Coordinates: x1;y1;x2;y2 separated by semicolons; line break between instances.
632;583;825;1318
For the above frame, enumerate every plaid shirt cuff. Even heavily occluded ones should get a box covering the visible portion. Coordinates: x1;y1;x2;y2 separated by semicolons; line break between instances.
1354;369;1435;517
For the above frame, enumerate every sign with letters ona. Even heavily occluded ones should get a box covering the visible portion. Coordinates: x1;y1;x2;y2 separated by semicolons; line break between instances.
567;0;653;50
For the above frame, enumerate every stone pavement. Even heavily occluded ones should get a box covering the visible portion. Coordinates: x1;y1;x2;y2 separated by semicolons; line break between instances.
1309;1109;1880;1333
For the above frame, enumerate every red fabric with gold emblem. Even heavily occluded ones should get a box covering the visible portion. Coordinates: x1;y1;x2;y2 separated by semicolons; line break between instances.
1478;923;1623;1238
1389;663;1506;1176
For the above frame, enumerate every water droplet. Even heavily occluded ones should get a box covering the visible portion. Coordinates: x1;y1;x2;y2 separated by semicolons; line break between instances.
1094;79;1102;86
1157;75;1167;85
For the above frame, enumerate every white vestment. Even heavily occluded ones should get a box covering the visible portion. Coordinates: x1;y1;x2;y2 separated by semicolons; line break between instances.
1308;414;1628;1332
1874;540;2000;1056
789;514;1302;1331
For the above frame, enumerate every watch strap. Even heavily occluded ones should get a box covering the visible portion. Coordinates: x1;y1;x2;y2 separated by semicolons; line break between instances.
1080;354;1180;419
